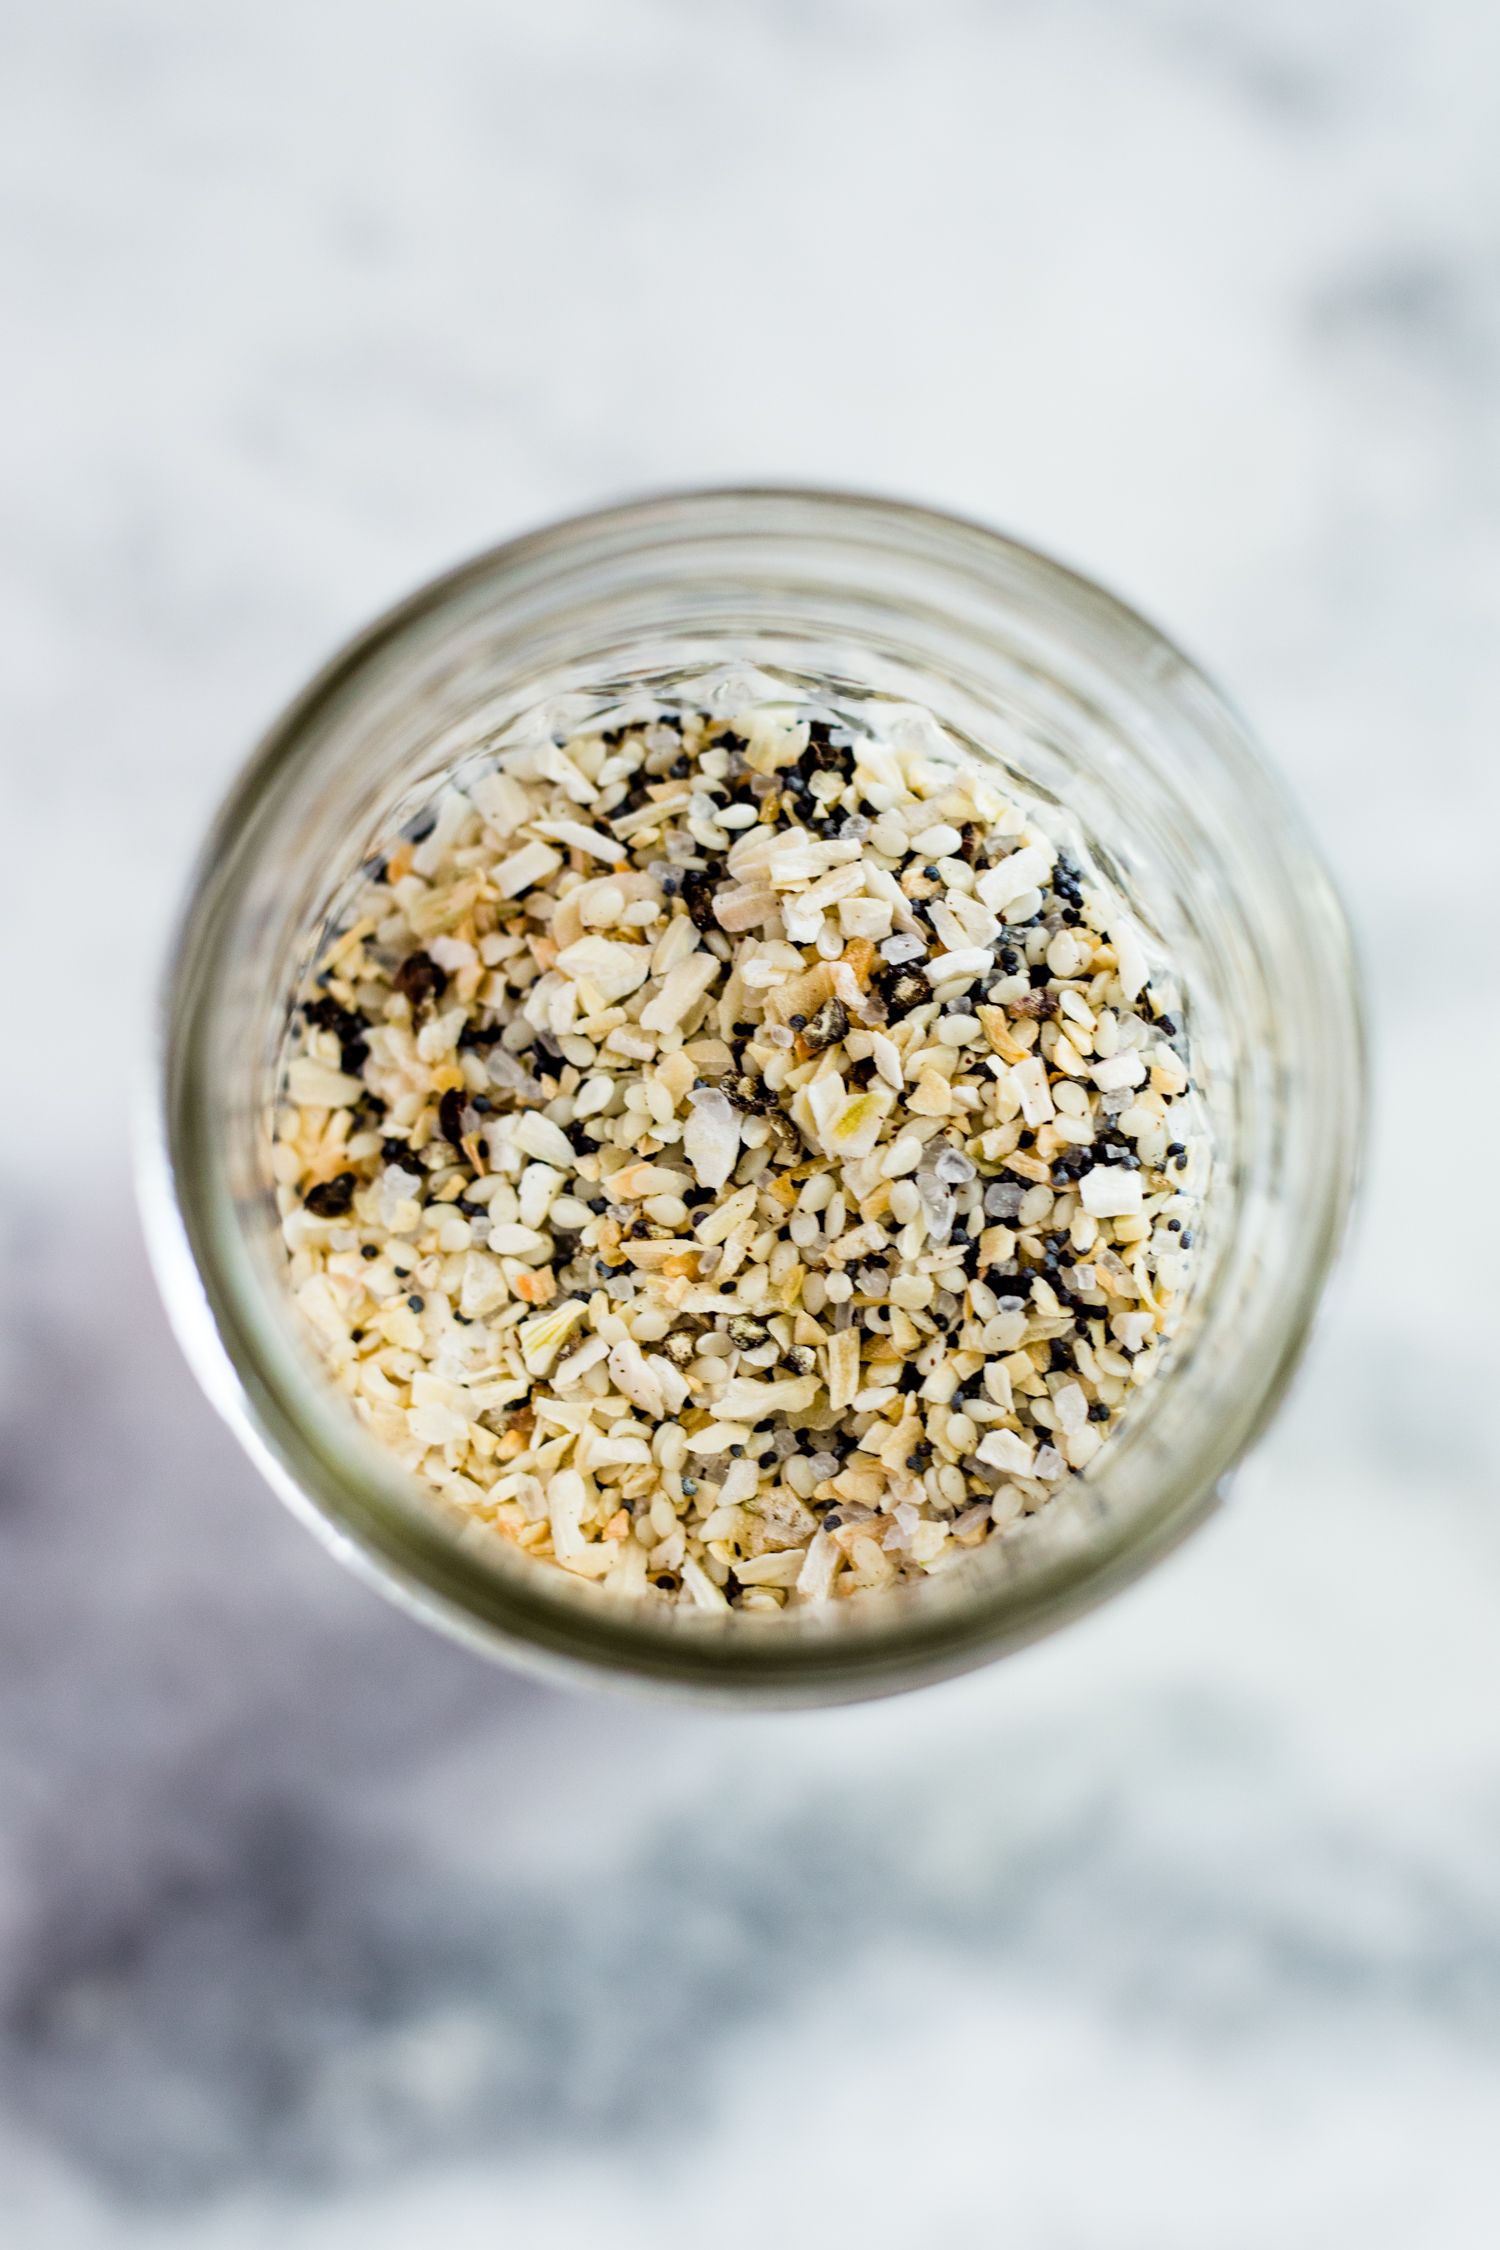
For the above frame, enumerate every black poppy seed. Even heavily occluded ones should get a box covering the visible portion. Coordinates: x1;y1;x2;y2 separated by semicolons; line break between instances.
729;1445;744;1458
361;1244;379;1260
407;1294;424;1312
681;1478;697;1496
1088;1402;1110;1422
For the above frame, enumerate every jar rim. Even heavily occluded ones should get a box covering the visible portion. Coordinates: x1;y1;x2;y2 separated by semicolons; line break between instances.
140;486;1366;1705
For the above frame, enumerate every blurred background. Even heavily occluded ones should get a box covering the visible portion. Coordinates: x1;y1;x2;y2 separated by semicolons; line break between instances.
2;2;1498;2243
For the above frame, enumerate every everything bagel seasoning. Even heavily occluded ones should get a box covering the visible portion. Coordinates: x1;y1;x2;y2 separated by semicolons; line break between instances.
273;682;1208;1612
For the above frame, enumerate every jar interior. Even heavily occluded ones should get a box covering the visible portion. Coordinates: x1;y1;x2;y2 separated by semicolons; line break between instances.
161;498;1360;1700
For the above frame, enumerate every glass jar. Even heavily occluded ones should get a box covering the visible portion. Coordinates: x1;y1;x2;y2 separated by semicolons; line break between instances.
140;489;1364;1705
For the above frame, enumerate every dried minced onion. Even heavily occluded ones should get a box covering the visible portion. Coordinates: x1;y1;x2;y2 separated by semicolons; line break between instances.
272;687;1207;1614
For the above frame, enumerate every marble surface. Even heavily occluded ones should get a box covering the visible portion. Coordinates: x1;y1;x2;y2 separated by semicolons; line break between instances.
2;2;1499;2242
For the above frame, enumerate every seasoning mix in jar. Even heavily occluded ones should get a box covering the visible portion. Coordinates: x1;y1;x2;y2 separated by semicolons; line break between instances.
144;491;1362;1702
274;682;1207;1613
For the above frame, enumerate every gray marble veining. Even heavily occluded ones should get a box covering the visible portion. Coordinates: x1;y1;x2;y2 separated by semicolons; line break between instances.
2;2;1498;2243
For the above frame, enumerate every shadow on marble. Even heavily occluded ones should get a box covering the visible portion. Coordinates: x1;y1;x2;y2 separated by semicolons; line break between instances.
2;1209;1499;2214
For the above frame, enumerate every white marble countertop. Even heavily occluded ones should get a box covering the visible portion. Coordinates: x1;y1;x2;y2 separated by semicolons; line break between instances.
2;3;1498;2243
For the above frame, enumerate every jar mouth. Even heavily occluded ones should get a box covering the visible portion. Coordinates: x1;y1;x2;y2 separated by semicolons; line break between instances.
142;487;1365;1705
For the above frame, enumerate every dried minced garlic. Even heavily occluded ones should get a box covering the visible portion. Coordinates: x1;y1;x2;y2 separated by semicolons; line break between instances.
274;685;1206;1614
